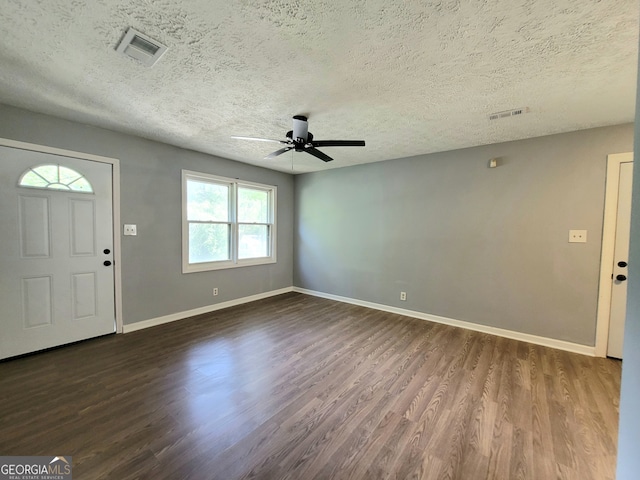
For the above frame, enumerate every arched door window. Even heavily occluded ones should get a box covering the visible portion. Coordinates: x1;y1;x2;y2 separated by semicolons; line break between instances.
18;164;94;193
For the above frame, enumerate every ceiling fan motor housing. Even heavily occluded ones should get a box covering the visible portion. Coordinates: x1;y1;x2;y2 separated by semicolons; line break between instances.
292;115;309;144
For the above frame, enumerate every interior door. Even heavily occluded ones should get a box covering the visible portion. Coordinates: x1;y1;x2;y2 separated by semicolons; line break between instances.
607;160;633;359
0;146;115;360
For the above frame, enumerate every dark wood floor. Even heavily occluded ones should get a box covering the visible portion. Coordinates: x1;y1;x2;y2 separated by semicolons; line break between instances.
0;293;621;479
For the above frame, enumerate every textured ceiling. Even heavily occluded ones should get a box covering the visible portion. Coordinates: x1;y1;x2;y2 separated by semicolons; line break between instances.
0;0;637;173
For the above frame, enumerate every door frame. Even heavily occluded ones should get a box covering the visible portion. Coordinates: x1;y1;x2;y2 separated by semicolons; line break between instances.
0;137;123;334
595;152;633;357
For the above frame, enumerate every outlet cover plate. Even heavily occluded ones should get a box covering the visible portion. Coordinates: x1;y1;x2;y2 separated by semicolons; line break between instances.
569;229;587;243
124;224;137;236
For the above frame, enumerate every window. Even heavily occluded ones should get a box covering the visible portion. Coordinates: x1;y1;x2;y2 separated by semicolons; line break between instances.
182;170;276;272
18;164;93;193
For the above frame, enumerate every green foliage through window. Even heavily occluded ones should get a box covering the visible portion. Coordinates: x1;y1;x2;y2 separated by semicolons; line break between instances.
183;171;276;271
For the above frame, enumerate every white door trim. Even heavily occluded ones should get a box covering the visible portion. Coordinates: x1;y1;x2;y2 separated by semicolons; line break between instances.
0;137;123;334
595;152;633;357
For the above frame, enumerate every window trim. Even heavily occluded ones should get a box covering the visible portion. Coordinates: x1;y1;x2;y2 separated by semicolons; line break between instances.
182;170;277;273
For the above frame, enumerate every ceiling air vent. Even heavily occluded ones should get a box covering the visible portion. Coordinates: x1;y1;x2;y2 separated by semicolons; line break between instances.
488;107;529;121
116;28;167;67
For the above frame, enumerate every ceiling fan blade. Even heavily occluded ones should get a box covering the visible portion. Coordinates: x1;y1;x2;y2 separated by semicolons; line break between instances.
232;136;289;144
311;140;366;147
304;147;333;162
265;146;294;159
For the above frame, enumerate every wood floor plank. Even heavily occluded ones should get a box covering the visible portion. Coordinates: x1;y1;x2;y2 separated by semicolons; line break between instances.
0;292;621;479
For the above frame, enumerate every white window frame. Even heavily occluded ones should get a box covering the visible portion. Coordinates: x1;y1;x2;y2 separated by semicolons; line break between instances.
182;170;277;273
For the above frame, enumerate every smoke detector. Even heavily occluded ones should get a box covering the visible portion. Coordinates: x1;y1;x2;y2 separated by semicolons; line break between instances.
116;28;167;67
488;107;530;121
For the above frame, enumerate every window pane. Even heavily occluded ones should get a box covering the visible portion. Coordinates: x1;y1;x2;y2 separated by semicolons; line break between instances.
68;177;94;192
48;183;70;190
58;166;82;184
188;223;230;263
33;165;59;183
19;165;94;193
238;224;269;259
20;171;49;187
187;180;229;222
238;187;269;223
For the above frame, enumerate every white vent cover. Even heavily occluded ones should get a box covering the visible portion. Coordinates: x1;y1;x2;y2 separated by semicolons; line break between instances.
488;107;530;121
116;28;167;67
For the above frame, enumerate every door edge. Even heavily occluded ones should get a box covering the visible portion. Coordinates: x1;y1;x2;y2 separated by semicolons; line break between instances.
595;152;633;357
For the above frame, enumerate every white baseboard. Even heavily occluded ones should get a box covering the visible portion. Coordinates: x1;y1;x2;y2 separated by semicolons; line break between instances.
123;285;596;357
123;287;294;333
293;287;596;357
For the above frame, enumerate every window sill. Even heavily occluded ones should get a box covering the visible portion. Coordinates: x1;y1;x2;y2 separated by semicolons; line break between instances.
182;257;277;273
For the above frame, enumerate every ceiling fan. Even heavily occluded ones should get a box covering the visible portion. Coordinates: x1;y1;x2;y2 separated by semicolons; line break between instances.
232;115;366;162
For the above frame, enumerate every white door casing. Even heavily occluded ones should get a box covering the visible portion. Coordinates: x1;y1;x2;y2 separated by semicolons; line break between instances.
595;152;633;358
0;141;122;359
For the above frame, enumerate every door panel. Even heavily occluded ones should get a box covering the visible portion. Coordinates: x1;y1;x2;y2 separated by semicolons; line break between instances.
69;198;96;256
72;272;97;320
22;276;53;327
19;195;51;258
0;146;115;359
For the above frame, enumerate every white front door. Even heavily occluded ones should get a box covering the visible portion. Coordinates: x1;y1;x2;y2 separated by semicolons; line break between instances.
0;146;115;360
607;160;633;359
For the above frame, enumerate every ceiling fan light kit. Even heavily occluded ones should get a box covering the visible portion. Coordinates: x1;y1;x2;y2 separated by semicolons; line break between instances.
233;115;365;163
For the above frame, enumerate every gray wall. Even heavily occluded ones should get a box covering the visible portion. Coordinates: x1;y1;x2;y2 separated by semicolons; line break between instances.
0;104;294;325
295;124;634;346
616;39;640;478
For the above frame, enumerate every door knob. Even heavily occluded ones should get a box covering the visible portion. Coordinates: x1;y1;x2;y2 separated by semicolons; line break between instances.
103;260;112;266
616;274;627;282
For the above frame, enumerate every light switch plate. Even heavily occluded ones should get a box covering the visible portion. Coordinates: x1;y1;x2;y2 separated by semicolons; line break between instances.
569;229;587;243
123;224;137;236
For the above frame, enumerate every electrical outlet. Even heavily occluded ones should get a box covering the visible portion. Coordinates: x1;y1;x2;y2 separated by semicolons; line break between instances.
400;291;407;301
213;288;219;296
